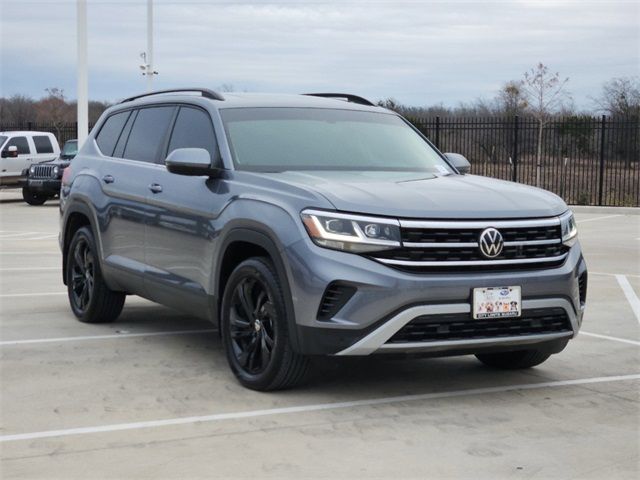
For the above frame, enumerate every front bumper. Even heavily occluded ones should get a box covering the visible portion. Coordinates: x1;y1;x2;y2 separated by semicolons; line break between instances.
26;178;61;195
285;238;586;356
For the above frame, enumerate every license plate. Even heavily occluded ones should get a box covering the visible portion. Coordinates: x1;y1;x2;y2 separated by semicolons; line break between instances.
29;180;43;187
473;286;521;319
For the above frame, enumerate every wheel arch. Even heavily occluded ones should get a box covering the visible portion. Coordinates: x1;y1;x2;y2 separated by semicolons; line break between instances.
215;227;301;351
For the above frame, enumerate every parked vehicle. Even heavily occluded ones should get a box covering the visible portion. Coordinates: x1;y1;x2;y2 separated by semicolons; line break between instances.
0;131;59;187
59;89;587;391
22;139;78;205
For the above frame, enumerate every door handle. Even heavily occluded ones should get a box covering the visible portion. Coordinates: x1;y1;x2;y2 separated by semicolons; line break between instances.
149;183;163;194
102;175;115;184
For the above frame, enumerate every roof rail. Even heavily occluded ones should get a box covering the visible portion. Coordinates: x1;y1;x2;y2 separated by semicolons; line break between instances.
303;93;376;107
119;88;225;104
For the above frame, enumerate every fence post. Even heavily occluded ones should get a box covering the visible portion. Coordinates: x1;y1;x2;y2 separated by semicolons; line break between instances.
512;115;519;182
598;115;606;206
27;121;33;131
75;122;79;140
435;116;440;149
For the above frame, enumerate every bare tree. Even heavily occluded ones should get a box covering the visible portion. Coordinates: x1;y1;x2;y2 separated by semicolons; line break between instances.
1;94;36;124
496;81;528;117
521;63;571;186
592;76;640;117
36;88;74;139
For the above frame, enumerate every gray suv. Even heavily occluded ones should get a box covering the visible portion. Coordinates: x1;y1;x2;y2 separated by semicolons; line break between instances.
60;89;587;390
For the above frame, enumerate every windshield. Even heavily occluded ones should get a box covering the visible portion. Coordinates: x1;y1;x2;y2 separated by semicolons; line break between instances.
62;140;78;157
0;136;7;148
220;108;453;173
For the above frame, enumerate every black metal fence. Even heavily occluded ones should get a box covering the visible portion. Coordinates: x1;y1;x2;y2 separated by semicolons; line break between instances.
2;116;639;206
411;115;640;207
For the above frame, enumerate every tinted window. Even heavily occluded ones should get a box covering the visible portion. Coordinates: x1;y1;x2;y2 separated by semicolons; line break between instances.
96;111;130;156
112;111;137;158
33;135;54;154
0;136;7;147
123;106;175;163
5;136;30;155
167;107;218;161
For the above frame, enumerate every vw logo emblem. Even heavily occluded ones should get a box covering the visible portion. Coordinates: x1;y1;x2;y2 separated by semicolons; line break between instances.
479;227;504;258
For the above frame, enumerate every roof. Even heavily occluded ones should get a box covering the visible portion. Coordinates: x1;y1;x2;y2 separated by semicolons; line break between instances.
0;131;57;136
116;91;388;113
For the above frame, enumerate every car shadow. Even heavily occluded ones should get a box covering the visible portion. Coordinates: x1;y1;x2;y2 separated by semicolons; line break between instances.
108;303;539;398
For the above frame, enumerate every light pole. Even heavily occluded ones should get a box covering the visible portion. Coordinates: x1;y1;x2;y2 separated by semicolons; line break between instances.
146;0;154;91
76;0;88;146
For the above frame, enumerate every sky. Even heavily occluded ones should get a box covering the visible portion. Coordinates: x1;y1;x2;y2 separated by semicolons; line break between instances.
1;0;638;109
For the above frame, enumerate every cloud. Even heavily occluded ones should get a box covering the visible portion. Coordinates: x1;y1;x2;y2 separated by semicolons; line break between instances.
1;0;638;107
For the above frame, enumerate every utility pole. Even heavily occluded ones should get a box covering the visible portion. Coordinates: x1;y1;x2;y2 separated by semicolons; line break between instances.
146;0;154;91
77;0;88;146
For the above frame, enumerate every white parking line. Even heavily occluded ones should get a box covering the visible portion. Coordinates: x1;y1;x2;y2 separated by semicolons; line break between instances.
581;331;640;346
1;373;637;443
576;214;623;224
615;274;640;323
0;292;65;298
590;271;640;278
0;329;217;346
0;267;59;272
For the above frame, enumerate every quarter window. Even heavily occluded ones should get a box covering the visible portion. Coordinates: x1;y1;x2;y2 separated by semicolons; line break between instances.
5;136;30;155
33;135;54;154
167;107;218;162
96;111;131;156
123;106;175;163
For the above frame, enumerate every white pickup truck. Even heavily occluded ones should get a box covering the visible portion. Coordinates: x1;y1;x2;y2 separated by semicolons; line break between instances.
0;131;60;186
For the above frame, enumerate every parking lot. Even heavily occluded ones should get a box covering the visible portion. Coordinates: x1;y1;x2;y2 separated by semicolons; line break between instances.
0;189;638;479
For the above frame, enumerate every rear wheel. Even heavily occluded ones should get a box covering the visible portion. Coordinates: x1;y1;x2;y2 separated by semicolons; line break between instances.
66;226;125;323
475;348;555;369
220;257;309;391
22;187;47;205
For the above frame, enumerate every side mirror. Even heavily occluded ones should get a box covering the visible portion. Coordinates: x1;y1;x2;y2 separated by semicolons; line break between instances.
445;153;471;174
1;146;18;158
165;148;221;177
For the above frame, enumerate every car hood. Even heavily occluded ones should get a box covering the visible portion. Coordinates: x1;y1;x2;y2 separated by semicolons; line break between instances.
263;171;568;219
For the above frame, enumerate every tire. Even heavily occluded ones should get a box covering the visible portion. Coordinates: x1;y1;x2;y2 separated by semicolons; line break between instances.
66;226;125;323
475;348;555;369
220;257;309;391
22;187;47;205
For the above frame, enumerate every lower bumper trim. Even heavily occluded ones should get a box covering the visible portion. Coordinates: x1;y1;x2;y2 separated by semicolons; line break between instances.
336;298;579;356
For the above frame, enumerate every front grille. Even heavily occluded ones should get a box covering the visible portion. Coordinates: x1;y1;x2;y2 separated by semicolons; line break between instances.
31;164;56;178
372;218;568;272
387;307;572;344
317;282;357;321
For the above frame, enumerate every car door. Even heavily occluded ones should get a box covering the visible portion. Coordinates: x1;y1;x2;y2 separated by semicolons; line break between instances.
1;135;33;176
95;106;176;294
144;105;224;316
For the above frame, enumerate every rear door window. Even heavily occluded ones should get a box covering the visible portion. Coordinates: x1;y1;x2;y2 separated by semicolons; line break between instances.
5;136;30;155
33;135;54;154
96;111;131;156
123;107;176;163
167;107;219;162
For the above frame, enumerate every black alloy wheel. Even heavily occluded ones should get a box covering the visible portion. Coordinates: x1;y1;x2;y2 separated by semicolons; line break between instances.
221;257;309;391
228;276;276;374
69;236;95;313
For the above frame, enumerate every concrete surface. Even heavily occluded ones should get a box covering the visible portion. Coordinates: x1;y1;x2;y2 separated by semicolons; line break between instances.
0;189;638;479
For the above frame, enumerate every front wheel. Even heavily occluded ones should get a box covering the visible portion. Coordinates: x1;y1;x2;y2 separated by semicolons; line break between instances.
220;257;309;391
22;187;47;205
66;226;125;323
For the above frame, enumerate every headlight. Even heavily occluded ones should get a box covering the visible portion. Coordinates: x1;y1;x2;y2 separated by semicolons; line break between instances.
301;209;401;253
560;211;578;246
52;166;59;177
29;165;35;174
